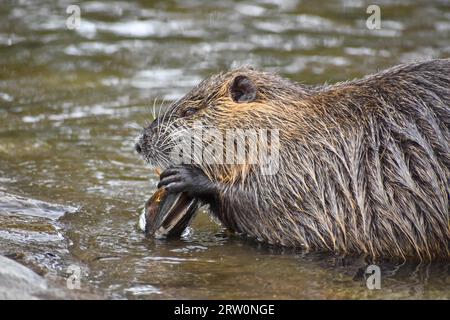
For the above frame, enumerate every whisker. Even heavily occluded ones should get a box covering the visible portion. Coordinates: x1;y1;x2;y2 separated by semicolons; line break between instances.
126;122;144;131
152;97;158;121
161;104;178;138
156;97;166;138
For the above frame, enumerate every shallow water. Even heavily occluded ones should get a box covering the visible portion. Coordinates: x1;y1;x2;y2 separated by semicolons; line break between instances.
0;0;449;299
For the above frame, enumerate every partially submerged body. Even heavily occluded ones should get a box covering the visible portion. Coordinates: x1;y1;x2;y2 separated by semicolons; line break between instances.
137;59;450;260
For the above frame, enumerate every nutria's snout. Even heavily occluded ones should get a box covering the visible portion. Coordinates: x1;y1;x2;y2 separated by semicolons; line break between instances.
135;130;150;156
135;132;147;155
135;119;157;155
135;141;142;154
135;118;172;168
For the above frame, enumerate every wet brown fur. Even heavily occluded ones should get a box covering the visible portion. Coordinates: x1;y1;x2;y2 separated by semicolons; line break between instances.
140;59;450;260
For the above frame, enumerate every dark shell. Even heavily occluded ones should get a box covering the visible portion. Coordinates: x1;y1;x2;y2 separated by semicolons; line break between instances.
143;188;199;238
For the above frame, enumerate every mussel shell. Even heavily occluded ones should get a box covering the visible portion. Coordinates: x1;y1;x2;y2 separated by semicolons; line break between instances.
140;188;199;238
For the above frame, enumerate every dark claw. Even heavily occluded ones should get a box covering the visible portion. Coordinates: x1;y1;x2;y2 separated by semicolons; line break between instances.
158;166;217;199
157;175;183;189
165;182;187;193
160;166;184;179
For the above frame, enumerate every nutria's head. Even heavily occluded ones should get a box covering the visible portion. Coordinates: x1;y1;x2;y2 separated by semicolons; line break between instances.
136;66;310;179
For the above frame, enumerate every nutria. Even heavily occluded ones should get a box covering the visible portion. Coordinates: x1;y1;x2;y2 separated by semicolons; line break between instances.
136;59;450;260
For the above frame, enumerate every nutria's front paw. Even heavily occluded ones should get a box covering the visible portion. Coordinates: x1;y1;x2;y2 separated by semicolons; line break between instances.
158;166;216;199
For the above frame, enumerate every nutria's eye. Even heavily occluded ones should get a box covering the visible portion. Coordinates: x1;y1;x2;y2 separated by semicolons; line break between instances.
183;107;197;117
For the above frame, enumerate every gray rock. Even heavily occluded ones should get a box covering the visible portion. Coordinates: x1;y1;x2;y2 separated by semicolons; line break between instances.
0;255;48;299
0;256;102;299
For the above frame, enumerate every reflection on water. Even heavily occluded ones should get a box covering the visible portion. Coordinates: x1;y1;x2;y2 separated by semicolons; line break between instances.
0;0;449;299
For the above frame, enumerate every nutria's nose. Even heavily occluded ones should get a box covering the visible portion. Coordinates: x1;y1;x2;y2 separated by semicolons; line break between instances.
135;141;142;154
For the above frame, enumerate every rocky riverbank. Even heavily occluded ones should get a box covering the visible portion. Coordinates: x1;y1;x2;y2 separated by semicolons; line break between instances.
1;255;57;299
0;255;101;299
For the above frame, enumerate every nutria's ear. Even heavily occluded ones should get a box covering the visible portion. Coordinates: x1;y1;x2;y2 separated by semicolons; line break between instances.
230;75;257;103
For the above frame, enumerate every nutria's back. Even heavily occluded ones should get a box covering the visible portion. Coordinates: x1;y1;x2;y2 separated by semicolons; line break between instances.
137;59;450;260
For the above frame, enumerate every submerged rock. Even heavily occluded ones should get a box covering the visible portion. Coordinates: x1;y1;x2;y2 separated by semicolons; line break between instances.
0;255;48;299
0;255;102;299
0;191;76;287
